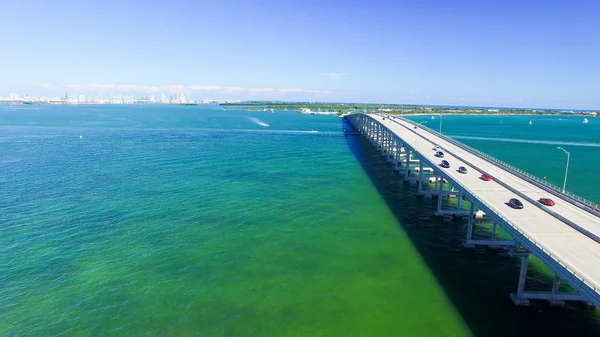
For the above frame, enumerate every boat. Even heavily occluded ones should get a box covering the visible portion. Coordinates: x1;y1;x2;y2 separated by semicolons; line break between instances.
583;118;589;124
529;120;533;125
309;130;318;133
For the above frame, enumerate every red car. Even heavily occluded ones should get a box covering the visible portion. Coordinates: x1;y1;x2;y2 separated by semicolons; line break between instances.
481;173;492;181
539;198;555;206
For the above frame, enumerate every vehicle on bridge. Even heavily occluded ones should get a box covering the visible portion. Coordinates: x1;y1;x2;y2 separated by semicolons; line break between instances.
509;198;524;209
435;151;444;158
538;198;556;206
433;145;440;150
440;160;450;168
481;173;492;181
458;166;468;174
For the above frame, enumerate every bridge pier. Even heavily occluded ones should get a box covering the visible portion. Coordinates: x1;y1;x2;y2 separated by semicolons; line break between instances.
508;251;593;307
393;143;401;170
462;202;515;249
418;160;424;193
404;150;411;180
434;184;470;216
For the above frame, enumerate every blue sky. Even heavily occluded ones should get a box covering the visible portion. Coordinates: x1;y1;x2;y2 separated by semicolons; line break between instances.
1;0;599;108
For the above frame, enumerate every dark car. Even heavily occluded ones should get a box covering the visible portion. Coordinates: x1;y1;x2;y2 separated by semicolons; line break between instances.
538;198;555;206
509;198;524;209
435;151;444;158
440;160;450;168
458;166;468;174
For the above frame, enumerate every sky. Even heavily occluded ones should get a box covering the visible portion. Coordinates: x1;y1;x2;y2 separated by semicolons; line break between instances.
1;0;599;109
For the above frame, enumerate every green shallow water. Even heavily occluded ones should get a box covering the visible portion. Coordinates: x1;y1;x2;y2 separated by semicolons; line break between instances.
1;106;599;336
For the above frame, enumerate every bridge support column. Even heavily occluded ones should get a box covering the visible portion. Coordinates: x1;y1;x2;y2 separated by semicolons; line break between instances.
404;150;410;180
548;274;566;306
436;178;443;212
418;160;424;193
462;203;476;248
456;191;462;210
389;137;394;162
510;254;531;306
394;142;401;171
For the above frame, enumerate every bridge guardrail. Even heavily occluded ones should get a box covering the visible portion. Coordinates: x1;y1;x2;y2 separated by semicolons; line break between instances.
348;114;600;304
394;116;599;215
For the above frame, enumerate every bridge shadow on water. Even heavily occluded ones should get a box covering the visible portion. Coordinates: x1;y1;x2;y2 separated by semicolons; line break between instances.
342;119;600;337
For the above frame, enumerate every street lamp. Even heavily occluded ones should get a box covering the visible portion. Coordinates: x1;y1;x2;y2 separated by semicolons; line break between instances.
416;121;428;129
432;114;442;134
414;121;427;142
557;147;570;193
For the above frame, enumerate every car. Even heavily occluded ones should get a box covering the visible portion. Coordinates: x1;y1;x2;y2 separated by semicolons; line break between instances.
458;166;468;174
538;198;555;206
435;151;444;158
433;145;440;150
440;160;450;168
509;198;524;209
481;173;492;181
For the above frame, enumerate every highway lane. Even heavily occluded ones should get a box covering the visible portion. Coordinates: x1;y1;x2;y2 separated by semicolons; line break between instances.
367;114;600;294
386;116;600;239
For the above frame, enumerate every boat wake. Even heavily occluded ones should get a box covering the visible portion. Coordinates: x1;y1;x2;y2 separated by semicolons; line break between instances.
248;117;269;127
452;135;600;148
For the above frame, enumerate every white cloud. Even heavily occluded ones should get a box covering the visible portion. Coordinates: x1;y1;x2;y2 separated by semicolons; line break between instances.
63;84;162;93
184;85;330;94
40;84;331;95
321;73;348;79
39;83;60;90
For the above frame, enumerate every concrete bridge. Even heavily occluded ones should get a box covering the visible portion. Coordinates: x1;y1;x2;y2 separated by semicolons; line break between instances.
345;113;600;308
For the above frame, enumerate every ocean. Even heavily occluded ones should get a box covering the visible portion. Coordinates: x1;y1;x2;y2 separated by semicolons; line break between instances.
1;104;599;336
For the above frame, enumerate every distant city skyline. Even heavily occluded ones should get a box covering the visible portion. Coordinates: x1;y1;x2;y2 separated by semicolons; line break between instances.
0;91;242;105
1;0;600;109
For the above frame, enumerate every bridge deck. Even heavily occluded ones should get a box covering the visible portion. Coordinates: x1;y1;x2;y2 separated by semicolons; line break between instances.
369;114;600;298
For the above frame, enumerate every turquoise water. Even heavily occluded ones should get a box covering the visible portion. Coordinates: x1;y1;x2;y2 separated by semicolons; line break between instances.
1;105;599;336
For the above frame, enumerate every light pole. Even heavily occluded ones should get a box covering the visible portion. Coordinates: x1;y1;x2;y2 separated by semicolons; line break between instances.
432;114;442;134
414;121;427;142
557;147;570;193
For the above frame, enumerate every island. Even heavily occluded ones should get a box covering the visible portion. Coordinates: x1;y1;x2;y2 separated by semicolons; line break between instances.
220;101;599;117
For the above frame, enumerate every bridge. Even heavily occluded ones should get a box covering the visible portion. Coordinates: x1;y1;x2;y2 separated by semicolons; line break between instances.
344;113;600;308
